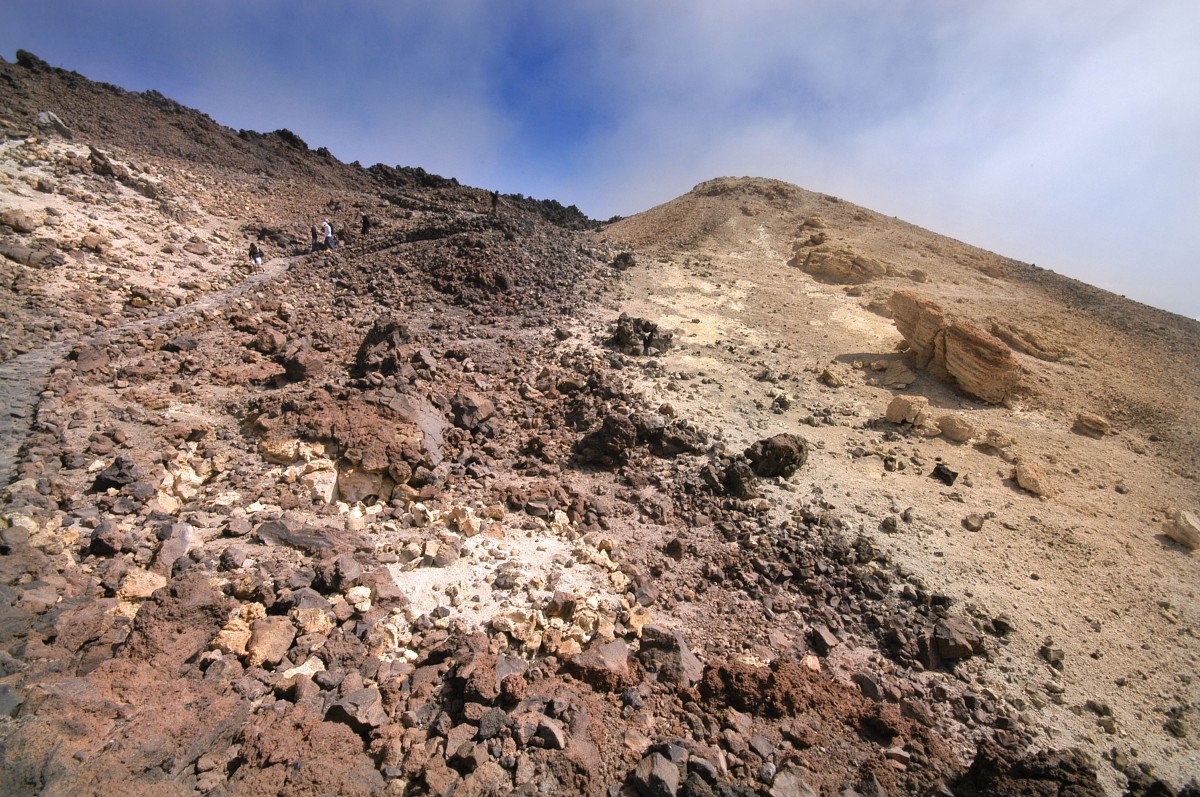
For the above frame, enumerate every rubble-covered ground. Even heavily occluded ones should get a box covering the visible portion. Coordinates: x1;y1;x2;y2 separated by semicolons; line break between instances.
1;51;1198;796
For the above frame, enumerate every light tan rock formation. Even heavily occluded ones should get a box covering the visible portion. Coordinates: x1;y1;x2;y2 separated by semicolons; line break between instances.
885;395;929;426
1164;510;1200;550
1074;412;1113;437
936;414;976;443
790;247;887;284
1015;458;1056;498
889;291;1022;404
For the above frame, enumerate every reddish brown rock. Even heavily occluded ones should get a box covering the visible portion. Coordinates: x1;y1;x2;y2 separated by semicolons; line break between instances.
566;639;638;691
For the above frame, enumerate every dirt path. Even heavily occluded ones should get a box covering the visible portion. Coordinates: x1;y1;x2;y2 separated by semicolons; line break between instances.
0;256;294;486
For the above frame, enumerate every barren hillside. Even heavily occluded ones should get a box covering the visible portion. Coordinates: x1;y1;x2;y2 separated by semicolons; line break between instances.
0;52;1197;797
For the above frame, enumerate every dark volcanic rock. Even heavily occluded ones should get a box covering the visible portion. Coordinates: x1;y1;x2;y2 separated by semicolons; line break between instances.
632;752;680;797
256;518;335;552
280;339;326;380
954;740;1106;796
120;572;234;674
253;327;286;355
723;458;760;500
575;414;638;467
610;314;673;355
70;344;110;373
933;618;983;661
637;625;704;689
91;455;141;492
931;463;958;486
326;686;388;731
451;391;496;430
745;433;809;478
353;317;411;375
636;414;708;457
566;639;638;691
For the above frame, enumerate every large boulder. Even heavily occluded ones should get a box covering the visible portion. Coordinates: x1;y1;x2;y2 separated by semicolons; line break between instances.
889;291;1022;404
575;414;638;467
744;433;809;478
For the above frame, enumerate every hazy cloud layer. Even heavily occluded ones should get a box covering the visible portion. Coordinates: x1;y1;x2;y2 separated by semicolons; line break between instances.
4;1;1198;316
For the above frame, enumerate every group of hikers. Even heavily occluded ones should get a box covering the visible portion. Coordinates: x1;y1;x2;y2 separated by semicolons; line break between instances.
307;214;375;253
247;214;377;266
309;220;337;253
246;189;507;266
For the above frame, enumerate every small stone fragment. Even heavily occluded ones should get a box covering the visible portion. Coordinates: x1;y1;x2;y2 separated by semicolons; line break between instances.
246;616;296;667
885;395;929;426
1015;458;1056;498
937;414;976;443
1164;509;1200;551
930;463;958;486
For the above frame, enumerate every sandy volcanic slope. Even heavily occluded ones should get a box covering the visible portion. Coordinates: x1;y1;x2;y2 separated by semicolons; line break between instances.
600;177;1200;792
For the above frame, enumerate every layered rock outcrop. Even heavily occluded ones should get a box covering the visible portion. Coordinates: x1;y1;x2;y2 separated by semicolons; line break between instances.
889;291;1023;404
789;246;887;284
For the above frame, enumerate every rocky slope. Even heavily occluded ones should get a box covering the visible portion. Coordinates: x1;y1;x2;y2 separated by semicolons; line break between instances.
0;51;1197;797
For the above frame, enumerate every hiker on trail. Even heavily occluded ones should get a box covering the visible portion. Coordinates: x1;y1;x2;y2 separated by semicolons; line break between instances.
361;213;371;235
322;220;335;251
490;190;499;214
310;225;320;253
248;242;262;266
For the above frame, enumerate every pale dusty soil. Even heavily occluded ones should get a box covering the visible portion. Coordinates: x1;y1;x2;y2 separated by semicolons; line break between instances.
0;137;255;354
597;178;1200;793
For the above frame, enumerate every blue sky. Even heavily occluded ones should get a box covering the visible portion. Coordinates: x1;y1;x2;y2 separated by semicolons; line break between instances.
4;1;1199;318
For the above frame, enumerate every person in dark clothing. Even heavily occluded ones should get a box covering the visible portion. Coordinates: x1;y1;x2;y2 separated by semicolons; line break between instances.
490;190;499;214
248;242;262;266
361;214;371;235
310;225;320;253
